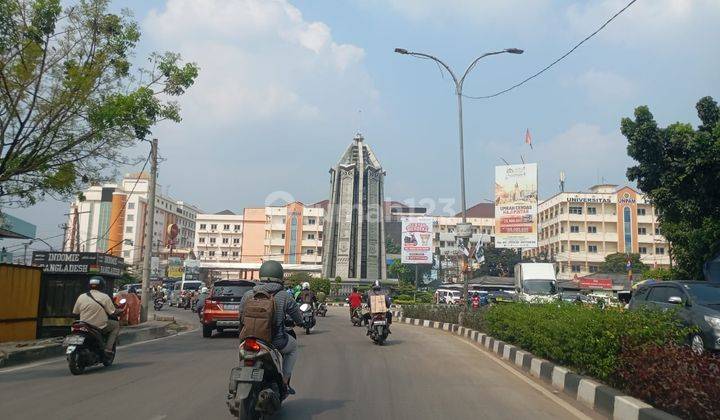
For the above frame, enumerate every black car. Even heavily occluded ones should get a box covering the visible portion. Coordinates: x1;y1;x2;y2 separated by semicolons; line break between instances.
628;281;720;353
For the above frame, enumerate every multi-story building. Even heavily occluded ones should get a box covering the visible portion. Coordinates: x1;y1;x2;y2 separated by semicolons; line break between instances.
524;184;672;279
64;172;202;268
194;210;244;263
264;202;324;266
434;203;495;256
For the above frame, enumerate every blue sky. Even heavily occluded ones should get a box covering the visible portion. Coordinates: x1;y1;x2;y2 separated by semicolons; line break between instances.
5;0;720;251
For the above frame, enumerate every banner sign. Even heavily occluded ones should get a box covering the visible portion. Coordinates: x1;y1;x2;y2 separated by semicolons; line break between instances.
167;256;183;279
579;278;614;290
150;256;160;280
495;163;538;248
32;252;124;277
401;217;434;264
183;259;200;281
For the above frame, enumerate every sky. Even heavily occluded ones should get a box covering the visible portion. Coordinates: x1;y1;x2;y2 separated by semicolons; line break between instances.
4;0;720;252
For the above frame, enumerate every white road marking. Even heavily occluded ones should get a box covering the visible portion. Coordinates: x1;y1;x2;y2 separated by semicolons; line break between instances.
451;335;594;420
0;327;198;374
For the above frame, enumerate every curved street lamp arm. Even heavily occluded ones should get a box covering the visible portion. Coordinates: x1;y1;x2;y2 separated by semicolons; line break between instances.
459;50;508;91
406;51;459;87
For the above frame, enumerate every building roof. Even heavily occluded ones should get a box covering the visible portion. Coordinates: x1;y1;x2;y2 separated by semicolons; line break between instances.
215;210;236;215
456;202;495;218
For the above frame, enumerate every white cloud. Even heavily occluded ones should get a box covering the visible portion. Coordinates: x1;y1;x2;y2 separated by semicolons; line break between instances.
576;69;637;103
144;0;373;124
362;0;552;25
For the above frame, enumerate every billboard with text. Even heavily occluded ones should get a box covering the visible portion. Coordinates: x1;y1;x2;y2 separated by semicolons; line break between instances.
494;163;538;249
401;217;434;264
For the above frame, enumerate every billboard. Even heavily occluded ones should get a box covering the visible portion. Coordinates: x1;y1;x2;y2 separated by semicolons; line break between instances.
401;217;434;264
150;256;160;280
31;252;124;277
167;256;183;279
494;163;538;249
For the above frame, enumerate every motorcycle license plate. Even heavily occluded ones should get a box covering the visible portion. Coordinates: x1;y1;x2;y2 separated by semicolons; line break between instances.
232;367;264;382
373;320;387;325
63;336;85;345
223;304;239;311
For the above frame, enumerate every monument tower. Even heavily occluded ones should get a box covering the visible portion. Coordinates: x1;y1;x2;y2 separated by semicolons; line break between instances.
322;133;387;280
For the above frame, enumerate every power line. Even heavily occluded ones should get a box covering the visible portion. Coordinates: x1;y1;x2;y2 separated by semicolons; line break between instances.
2;233;66;252
464;0;639;100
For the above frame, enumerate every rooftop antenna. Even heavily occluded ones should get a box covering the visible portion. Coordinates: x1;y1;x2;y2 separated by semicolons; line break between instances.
559;170;566;192
520;155;525;164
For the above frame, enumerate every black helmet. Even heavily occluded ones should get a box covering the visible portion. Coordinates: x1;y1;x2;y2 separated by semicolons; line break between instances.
259;260;284;283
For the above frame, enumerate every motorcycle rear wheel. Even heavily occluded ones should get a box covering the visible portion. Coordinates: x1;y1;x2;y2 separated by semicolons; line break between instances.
236;395;262;420
68;352;85;375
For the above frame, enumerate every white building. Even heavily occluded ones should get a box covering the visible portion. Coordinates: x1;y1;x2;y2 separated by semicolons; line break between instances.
524;184;672;279
264;204;324;266
194;210;244;263
434;203;495;256
64;173;202;268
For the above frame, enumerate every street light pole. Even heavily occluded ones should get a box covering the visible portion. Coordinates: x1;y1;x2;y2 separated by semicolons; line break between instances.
394;47;523;320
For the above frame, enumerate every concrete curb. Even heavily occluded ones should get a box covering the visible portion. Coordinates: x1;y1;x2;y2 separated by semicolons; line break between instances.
0;322;177;368
395;312;679;420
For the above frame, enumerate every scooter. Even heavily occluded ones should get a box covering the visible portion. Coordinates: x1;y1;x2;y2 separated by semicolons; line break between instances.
153;296;165;311
315;302;327;317
351;307;363;327
299;303;316;335
227;320;296;419
64;298;126;375
367;311;389;345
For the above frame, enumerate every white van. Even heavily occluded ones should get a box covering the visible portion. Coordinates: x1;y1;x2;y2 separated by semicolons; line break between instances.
514;263;559;303
435;288;462;304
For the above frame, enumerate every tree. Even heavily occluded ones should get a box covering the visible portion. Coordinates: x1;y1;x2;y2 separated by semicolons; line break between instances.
0;0;198;207
385;238;400;254
388;259;412;283
622;96;720;278
474;243;522;277
642;267;675;281
309;277;330;295
286;272;312;287
600;253;646;274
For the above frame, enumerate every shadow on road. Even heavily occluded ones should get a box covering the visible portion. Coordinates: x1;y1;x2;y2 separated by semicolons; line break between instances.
277;398;349;419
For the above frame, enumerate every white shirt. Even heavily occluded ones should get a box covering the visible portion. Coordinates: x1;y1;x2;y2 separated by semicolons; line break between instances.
72;290;115;329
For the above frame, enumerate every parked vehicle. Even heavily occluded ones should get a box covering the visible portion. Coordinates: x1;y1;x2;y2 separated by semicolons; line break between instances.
64;298;126;375
299;303;316;334
435;288;461;304
170;280;204;307
514;263;559;303
202;280;255;338
226;319;296;419
315;302;327;317
628;281;720;353
367;312;389;345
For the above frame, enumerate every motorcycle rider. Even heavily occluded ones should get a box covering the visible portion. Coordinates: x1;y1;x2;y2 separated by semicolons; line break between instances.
238;261;305;395
348;287;363;322
196;286;210;317
297;282;317;310
363;281;392;330
72;276;123;357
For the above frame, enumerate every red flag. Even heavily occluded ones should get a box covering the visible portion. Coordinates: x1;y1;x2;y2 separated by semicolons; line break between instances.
525;128;533;149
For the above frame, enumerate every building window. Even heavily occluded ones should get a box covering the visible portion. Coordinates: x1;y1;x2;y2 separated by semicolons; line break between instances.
233;238;240;244
199;251;204;257
587;207;597;215
623;206;632;252
656;247;665;255
570;226;579;233
232;251;239;257
222;238;229;244
210;224;217;230
234;224;241;231
306;249;314;255
561;245;565;252
281;233;285;239
223;224;230;230
221;251;228;257
199;237;205;243
209;251;215;257
279;248;284;255
639;247;647;254
589;265;599;273
209;237;216;244
127;202;135;210
125;226;133;233
126;214;134;222
200;224;206;230
655;227;660;235
571;244;580;252
307;218;316;225
571;265;581;273
588;245;598;253
637;208;646;216
318;232;323;241
638;227;647;235
307;233;315;240
569;206;583;214
123;250;130;257
587;226;597;233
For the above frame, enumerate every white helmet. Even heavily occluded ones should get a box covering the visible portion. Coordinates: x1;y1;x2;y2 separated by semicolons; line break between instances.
200;287;209;293
302;282;310;290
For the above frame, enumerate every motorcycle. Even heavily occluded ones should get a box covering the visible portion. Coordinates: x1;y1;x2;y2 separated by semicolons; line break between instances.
367;311;389;345
153;296;165;311
299;303;316;335
315;302;327;317
227;320;296;419
350;307;363;327
64;298;126;375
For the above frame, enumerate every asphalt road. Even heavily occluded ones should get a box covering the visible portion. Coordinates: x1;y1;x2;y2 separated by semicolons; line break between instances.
0;307;596;420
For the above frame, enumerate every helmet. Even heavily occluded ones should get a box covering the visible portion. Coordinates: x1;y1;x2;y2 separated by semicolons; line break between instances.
372;280;381;290
259;260;284;283
200;287;209;293
89;276;103;286
302;282;310;290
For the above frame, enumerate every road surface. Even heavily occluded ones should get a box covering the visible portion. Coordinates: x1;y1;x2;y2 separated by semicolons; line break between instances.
0;307;596;419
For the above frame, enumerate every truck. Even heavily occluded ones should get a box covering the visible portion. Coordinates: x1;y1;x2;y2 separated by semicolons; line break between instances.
514;263;559;303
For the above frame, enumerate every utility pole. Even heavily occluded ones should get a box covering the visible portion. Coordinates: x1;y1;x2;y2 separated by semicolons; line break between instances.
140;138;158;323
59;223;68;251
23;242;31;265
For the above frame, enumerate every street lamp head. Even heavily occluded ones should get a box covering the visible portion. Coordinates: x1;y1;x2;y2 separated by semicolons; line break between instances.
394;48;409;55
505;48;524;54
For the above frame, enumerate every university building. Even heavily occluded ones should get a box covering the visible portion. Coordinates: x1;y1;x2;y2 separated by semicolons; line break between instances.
523;184;672;280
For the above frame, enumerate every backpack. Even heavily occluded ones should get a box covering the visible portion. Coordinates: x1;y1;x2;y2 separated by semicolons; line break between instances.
239;290;276;343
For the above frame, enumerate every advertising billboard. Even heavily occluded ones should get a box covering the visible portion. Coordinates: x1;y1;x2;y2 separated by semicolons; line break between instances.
401;217;434;264
494;163;538;249
150;256;160;280
167;256;183;279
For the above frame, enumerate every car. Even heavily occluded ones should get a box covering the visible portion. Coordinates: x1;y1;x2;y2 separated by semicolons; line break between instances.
628;281;720;353
169;280;204;307
201;280;255;338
